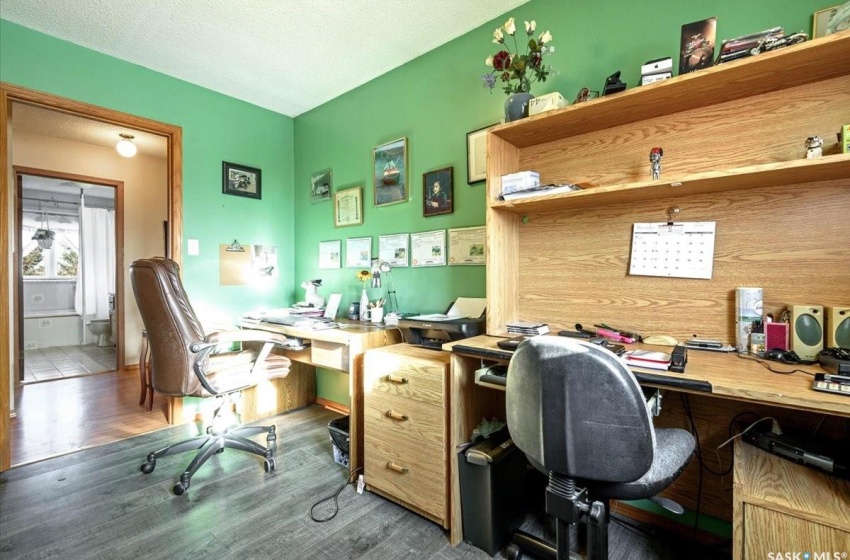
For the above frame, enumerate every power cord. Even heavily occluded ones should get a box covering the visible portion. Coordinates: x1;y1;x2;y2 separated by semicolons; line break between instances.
309;467;363;522
735;351;817;376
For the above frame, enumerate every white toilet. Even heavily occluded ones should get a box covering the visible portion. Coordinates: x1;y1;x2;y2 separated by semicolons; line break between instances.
87;318;112;347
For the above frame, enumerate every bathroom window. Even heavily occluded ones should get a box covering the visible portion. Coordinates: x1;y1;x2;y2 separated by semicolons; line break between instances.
22;211;80;279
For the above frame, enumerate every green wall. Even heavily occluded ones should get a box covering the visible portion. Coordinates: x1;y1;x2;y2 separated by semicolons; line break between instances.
293;0;829;404
0;20;296;323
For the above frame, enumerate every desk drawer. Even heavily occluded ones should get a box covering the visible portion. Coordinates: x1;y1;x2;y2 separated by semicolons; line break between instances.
364;393;444;445
364;430;446;520
365;360;444;407
311;340;349;371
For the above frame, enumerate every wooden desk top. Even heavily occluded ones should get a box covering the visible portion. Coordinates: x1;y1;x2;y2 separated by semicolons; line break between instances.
239;318;395;346
444;335;850;418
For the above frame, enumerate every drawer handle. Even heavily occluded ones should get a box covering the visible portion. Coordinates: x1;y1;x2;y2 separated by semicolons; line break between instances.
385;410;409;421
385;374;409;384
387;461;409;474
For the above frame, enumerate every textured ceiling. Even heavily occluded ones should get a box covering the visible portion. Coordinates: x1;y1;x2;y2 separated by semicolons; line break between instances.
13;103;168;158
0;0;531;117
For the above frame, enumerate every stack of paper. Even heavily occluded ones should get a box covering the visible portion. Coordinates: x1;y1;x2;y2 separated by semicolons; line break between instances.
498;183;581;201
507;321;550;336
624;350;671;371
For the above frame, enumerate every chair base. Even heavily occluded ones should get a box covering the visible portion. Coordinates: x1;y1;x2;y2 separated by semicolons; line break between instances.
140;424;277;495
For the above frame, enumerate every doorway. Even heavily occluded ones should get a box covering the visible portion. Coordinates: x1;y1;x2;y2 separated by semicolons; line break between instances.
0;83;184;471
16;170;122;383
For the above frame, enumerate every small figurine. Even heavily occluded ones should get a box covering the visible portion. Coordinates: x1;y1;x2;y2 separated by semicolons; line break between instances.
805;136;823;159
299;279;325;308
650;147;664;180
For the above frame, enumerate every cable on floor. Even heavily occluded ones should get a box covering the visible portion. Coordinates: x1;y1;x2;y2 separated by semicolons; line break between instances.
309;467;363;522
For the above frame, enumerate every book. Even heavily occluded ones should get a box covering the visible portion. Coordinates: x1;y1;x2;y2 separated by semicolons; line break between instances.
624;350;672;371
499;183;582;201
507;321;550;336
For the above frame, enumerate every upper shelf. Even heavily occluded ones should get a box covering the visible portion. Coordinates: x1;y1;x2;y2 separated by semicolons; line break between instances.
489;154;850;213
491;31;850;149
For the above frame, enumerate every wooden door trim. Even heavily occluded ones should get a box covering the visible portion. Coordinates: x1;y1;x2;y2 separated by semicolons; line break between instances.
14;166;125;379
0;82;183;472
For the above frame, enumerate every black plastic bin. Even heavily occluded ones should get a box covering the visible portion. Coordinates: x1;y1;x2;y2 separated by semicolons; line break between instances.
328;416;350;468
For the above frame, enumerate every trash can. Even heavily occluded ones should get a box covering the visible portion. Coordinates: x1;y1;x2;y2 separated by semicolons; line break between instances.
457;434;527;556
328;416;350;468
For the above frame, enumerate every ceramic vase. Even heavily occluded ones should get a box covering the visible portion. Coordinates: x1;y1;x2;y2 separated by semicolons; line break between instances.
359;288;369;321
504;92;534;122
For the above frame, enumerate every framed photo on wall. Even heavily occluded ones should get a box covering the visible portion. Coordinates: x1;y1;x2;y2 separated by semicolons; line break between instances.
814;3;850;38
311;168;332;203
373;137;408;206
678;17;717;75
334;186;363;227
222;161;262;199
466;124;495;184
423;166;453;217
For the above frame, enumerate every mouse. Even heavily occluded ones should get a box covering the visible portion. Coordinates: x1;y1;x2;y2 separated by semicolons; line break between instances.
765;348;801;363
643;334;679;346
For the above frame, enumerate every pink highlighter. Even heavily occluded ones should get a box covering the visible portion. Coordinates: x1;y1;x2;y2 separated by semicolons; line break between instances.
596;327;636;344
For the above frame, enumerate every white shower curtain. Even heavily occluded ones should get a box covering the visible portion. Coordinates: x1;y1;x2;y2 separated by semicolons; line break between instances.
75;206;116;320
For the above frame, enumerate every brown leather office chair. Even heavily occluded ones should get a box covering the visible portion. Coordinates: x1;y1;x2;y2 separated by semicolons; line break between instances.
130;257;293;495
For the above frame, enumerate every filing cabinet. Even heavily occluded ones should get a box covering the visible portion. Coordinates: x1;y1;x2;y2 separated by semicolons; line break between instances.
363;343;451;528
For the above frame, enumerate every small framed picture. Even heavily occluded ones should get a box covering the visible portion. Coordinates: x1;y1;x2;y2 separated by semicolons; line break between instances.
814;3;848;38
466;124;495;184
334;186;363;227
373;137;408;206
310;168;332;203
222;161;261;199
679;17;717;75
423;166;453;217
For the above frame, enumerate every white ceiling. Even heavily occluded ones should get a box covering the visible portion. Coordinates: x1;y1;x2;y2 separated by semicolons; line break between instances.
0;0;531;117
13;103;168;158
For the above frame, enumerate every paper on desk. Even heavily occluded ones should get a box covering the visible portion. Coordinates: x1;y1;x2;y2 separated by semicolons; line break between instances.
447;297;486;318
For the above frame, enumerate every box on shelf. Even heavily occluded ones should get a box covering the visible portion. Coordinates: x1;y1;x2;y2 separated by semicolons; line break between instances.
641;57;672;76
528;92;568;116
500;171;540;194
840;124;849;154
641;72;672;86
328;416;350;468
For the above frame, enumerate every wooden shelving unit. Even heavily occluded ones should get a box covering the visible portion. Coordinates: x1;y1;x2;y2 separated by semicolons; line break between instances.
484;31;850;337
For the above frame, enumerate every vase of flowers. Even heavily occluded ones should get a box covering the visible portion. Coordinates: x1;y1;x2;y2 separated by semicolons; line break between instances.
356;270;371;321
482;17;554;122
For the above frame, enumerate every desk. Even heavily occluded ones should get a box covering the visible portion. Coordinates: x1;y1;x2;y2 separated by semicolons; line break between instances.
237;319;402;473
443;335;850;546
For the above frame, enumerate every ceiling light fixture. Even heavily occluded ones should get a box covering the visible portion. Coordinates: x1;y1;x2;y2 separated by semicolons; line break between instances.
116;133;137;157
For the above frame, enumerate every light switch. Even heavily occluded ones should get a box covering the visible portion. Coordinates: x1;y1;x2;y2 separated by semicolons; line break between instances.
188;239;200;256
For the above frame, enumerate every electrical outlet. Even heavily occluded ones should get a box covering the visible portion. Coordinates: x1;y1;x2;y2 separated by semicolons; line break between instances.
188;239;200;256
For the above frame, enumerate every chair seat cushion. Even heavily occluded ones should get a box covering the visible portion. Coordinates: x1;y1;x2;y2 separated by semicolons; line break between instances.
582;428;695;501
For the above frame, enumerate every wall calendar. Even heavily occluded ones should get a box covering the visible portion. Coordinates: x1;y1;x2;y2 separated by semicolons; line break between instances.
629;221;716;280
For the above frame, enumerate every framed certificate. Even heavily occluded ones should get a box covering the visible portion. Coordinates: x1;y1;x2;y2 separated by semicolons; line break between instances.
334;186;363;227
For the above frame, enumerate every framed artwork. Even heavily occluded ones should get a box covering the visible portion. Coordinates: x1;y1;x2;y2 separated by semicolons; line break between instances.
311;168;332;203
334;186;363;227
378;233;409;267
423;166;454;217
222;161;261;199
678;17;717;75
814;3;849;38
411;229;446;267
466;124;495;184
318;240;341;269
373;137;408;206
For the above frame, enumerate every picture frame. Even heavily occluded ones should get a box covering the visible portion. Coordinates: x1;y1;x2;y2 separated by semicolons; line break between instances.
373;137;408;206
466;124;495;184
222;161;262;199
679;17;717;75
423;166;454;217
334;186;363;227
318;240;341;269
310;168;332;203
345;237;372;268
814;3;845;38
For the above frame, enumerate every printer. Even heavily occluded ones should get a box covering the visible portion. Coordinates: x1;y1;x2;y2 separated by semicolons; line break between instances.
399;297;486;350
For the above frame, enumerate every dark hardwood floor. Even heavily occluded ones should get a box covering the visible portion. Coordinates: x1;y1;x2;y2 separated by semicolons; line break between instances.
1;405;731;559
10;368;171;466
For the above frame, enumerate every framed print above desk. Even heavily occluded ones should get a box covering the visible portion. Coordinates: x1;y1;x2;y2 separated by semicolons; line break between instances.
334;186;363;227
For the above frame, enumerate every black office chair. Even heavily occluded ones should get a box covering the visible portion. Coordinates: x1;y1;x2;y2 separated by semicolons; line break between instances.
505;337;696;560
131;257;295;495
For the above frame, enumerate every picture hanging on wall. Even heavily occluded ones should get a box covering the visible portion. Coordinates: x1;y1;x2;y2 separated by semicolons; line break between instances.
678;17;717;75
466;124;496;184
319;240;341;269
423;166;454;217
222;161;262;200
345;237;372;268
334;186;363;227
373;137;408;207
311;168;332;203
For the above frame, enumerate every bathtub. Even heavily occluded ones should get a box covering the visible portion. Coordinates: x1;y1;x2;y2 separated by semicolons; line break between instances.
23;311;82;349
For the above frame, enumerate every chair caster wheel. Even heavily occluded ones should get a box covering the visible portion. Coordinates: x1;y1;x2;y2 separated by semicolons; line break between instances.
140;461;156;474
264;457;276;472
216;447;225;454
173;481;188;495
505;544;523;560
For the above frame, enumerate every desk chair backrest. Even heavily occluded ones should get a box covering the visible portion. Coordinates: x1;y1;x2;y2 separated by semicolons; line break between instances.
130;257;207;397
506;337;654;483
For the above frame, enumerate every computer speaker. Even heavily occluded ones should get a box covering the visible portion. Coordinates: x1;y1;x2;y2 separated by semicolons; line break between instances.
825;306;850;349
787;304;823;361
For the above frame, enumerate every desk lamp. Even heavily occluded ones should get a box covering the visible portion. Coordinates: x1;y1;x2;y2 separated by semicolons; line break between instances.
379;261;399;313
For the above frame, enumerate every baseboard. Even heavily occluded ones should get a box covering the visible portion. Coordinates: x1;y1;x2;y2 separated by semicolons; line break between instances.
315;397;349;415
